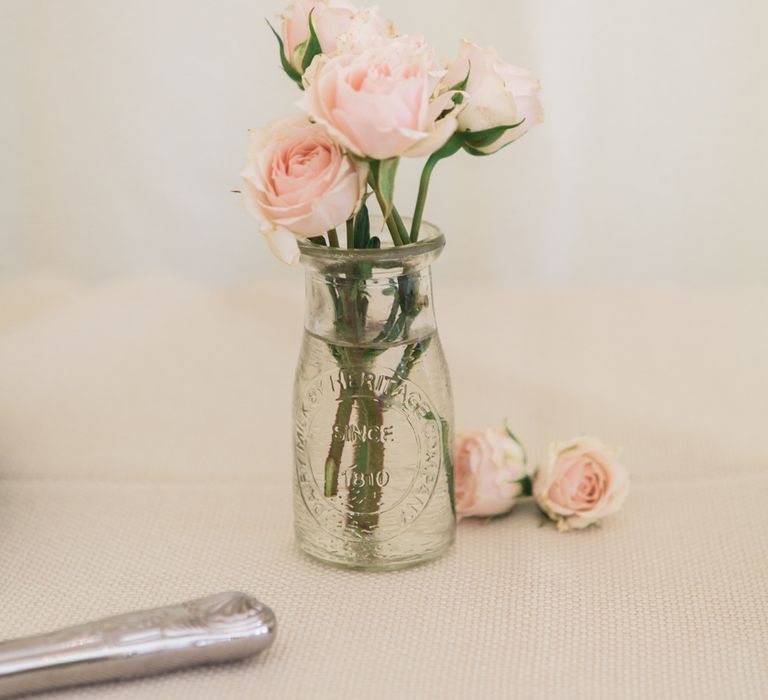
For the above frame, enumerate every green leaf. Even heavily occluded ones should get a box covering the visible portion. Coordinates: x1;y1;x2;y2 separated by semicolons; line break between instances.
516;475;533;497
459;118;526;153
370;157;399;220
447;62;471;109
308;235;327;246
462;144;494;157
449;62;472;93
436;63;472;120
301;10;323;72
462;139;522;158
292;38;309;67
461;119;526;147
503;420;528;465
353;202;370;248
429;134;462;165
266;19;303;88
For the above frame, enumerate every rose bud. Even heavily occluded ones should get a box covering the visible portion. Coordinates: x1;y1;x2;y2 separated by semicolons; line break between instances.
279;0;394;74
443;40;543;154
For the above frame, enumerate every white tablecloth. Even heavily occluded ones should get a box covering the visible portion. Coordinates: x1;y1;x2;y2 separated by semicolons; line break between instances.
0;275;766;699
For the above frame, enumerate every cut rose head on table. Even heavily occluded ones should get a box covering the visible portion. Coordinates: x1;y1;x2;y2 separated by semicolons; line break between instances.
456;430;631;531
454;426;531;519
533;436;630;531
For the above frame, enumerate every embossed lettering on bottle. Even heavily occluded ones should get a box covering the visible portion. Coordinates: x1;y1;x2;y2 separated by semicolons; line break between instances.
296;367;442;540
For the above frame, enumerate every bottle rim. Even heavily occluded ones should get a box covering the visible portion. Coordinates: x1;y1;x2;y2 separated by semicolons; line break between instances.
297;217;444;265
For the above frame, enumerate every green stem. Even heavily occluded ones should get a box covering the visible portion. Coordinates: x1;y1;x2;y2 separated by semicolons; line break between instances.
392;207;410;246
368;174;405;247
322;271;369;498
395;338;430;386
411;135;462;242
327;229;340;248
346;392;384;533
440;417;455;516
346;218;354;249
372;292;401;343
324;391;353;497
410;157;438;243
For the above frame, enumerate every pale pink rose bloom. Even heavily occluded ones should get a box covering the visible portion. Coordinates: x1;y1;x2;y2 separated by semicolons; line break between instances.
331;7;397;55
444;40;543;154
455;428;528;519
534;437;630;532
300;36;462;160
241;115;367;264
280;0;393;71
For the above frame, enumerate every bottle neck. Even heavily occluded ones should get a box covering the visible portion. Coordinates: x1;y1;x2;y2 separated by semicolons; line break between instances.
304;265;436;347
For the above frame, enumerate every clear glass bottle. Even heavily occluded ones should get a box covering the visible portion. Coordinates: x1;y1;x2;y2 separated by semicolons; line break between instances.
293;221;455;570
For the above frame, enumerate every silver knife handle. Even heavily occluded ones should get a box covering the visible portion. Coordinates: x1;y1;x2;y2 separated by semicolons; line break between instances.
0;591;276;698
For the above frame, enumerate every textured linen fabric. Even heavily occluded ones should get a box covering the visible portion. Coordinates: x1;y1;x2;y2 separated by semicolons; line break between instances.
0;275;766;699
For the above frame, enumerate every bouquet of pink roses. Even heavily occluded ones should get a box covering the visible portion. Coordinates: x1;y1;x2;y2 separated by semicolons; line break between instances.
240;1;542;570
242;1;542;262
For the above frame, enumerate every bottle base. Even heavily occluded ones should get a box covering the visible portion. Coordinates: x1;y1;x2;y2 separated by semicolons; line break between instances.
296;532;455;572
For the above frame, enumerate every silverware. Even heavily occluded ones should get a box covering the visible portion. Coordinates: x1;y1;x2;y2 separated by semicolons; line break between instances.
0;591;276;698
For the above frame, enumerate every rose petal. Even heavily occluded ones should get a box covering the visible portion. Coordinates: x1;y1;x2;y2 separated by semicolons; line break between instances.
264;226;300;266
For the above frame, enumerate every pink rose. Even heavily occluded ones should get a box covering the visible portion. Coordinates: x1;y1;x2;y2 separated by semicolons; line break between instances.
300;36;462;160
455;428;529;519
241;115;367;264
444;40;543;154
280;0;394;72
534;437;630;532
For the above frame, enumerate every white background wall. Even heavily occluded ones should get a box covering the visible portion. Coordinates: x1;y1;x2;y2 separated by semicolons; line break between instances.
2;0;767;288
